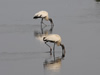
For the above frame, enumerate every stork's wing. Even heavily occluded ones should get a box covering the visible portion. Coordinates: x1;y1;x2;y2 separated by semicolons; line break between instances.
45;34;61;42
34;11;48;18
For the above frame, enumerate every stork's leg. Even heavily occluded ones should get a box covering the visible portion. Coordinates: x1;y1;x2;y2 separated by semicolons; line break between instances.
42;21;47;26
41;18;43;34
53;50;55;61
53;43;55;61
41;18;43;27
41;18;47;28
45;42;52;54
53;43;55;52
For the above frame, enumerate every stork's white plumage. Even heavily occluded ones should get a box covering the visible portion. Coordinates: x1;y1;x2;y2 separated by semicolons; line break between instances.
33;11;54;27
43;34;65;53
34;11;49;21
43;34;61;46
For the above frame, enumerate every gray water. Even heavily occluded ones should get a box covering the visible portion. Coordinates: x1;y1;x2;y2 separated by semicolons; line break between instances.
0;0;100;75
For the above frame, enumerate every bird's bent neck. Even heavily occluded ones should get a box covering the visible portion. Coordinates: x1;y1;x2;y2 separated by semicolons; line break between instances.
60;44;65;50
60;44;65;57
49;18;54;26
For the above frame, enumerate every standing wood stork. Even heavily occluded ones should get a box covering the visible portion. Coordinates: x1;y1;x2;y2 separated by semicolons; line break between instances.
33;11;54;27
43;34;65;55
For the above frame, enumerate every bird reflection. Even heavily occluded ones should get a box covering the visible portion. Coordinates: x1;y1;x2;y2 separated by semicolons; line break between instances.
43;51;65;72
34;24;54;42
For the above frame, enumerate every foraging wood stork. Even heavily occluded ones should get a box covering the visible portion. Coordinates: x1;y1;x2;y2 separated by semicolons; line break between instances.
43;34;65;54
33;11;54;27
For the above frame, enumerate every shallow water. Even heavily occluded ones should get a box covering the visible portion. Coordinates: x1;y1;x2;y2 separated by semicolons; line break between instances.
0;0;100;75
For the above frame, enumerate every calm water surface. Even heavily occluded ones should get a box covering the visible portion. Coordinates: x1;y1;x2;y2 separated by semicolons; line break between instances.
0;0;100;75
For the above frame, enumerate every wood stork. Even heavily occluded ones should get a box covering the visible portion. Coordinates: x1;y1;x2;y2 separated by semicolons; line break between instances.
43;34;65;54
33;11;54;27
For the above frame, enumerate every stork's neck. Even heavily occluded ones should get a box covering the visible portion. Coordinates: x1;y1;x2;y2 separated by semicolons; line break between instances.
49;18;54;26
60;44;65;50
60;43;65;57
